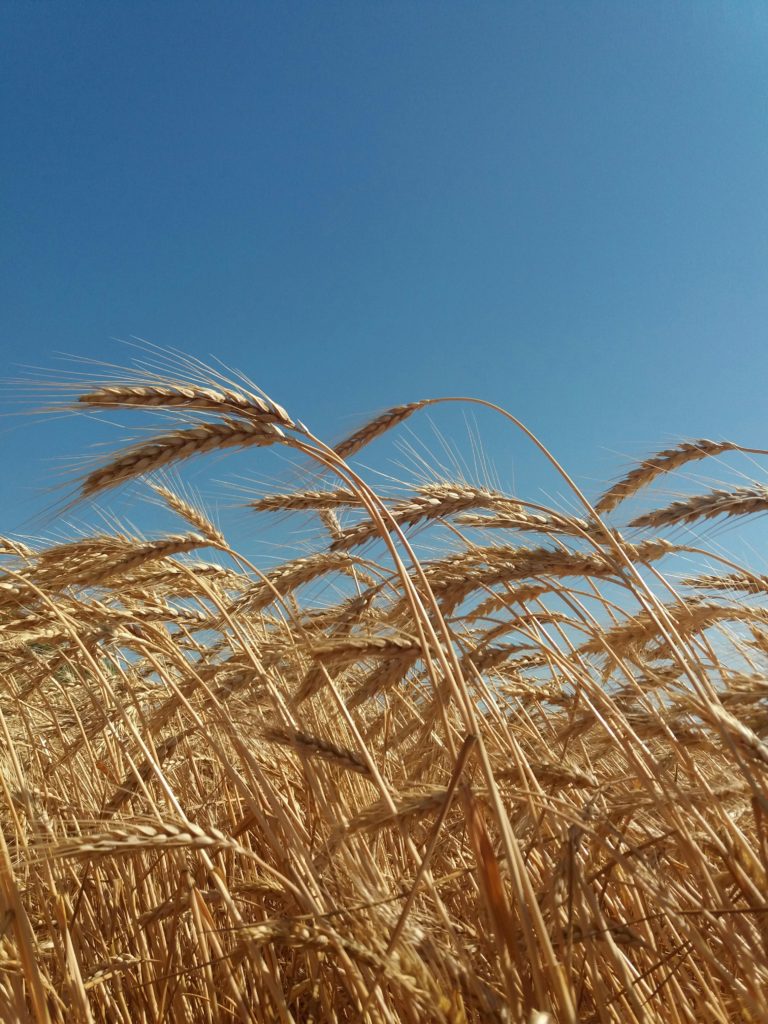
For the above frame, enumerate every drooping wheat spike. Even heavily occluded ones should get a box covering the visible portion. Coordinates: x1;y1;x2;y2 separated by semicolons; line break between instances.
229;919;407;986
692;700;768;768
100;731;190;819
249;487;362;512
630;485;768;530
333;787;450;841
435;538;671;613
420;541;671;614
262;726;371;775
624;537;677;561
32;534;209;589
331;484;518;550
455;509;586;535
81;418;285;498
95;534;213;585
148;481;226;545
77;383;295;429
317;507;344;542
719;672;768;707
119;559;236;593
47;820;240;858
235;550;360;613
299;586;381;632
683;572;768;595
308;635;420;666
333;401;430;459
0;537;35;559
496;758;597;791
345;648;422;708
294;636;419;705
468;583;551;619
30;534;132;588
595;439;739;515
581;599;768;657
83;956;145;991
463;642;540;674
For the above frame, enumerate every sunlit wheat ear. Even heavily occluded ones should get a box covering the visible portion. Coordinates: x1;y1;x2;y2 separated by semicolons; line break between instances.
249;487;362;512
630;484;768;529
100;731;190;819
333;400;430;458
77;382;296;429
454;509;587;535
332;787;450;842
595;438;739;514
262;726;371;775
0;537;35;559
83;955;148;991
293;637;419;705
31;533;210;589
683;571;768;595
80;419;286;498
234;550;362;613
148;480;226;546
330;484;518;550
582;598;768;659
45;821;242;858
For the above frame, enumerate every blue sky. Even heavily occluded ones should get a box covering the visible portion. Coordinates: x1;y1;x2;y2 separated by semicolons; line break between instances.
2;2;768;548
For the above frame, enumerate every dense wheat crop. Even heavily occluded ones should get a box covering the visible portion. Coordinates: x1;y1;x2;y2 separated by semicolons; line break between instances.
1;357;767;1023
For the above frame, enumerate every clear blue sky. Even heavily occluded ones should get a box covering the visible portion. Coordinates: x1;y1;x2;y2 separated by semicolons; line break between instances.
2;2;768;540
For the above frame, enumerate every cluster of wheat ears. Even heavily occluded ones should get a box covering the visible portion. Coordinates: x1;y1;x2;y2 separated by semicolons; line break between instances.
1;356;767;1023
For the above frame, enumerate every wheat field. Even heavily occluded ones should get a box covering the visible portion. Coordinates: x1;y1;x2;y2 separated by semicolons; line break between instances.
0;357;767;1023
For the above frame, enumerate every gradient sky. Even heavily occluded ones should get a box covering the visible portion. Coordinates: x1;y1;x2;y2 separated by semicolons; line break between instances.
2;3;768;547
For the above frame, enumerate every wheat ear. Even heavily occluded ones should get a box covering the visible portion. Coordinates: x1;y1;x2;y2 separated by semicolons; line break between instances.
595;439;738;514
81;419;285;498
334;401;429;459
78;383;295;428
630;485;768;529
